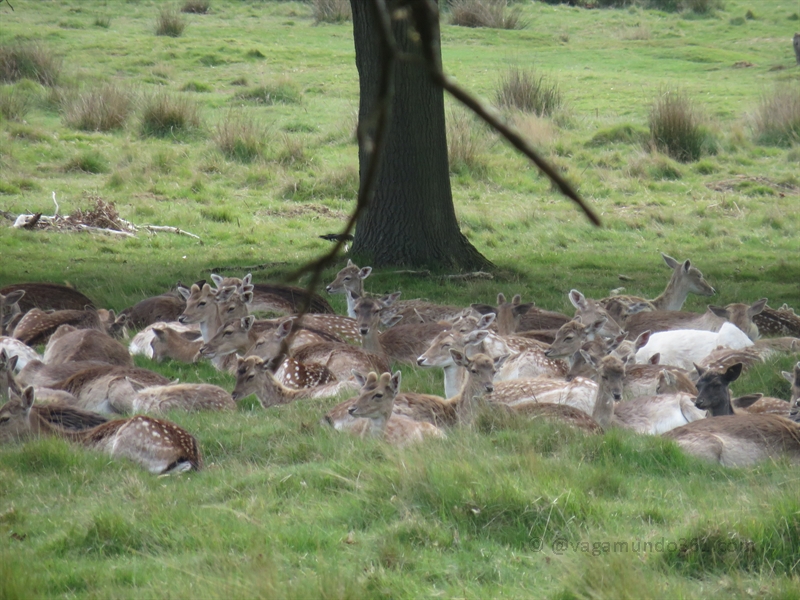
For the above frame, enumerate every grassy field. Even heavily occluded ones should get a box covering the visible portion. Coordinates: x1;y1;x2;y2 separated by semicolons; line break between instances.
1;0;800;597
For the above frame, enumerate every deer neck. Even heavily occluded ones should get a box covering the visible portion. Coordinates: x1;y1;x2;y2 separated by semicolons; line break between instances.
344;284;364;319
199;309;224;343
256;372;301;408
451;371;488;425
360;326;385;359
651;270;689;311
442;363;466;399
591;377;616;430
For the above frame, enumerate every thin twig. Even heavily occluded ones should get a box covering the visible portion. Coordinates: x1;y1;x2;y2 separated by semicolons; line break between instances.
3;0;14;10
143;225;202;240
77;224;136;237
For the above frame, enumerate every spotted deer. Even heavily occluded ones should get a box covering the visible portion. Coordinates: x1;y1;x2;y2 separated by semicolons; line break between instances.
0;282;94;313
0;387;202;474
43;325;133;367
115;380;236;413
0;349;19;401
346;371;446;446
600;253;716;314
119;291;187;330
567;290;625;336
149;326;204;363
352;292;449;365
246;316;388;387
177;283;251;343
0;290;25;336
752;303;800;338
471;293;533;336
13;307;127;346
231;356;357;408
211;272;334;315
0;336;41;371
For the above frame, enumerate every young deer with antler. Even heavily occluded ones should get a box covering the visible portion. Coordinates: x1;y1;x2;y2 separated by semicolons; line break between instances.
0;387;202;474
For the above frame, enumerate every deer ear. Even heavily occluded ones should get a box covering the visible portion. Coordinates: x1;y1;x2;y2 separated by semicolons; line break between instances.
569;290;587;311
152;327;167;340
352;370;368;387
126;377;147;393
21;386;35;411
497;293;506;305
707;305;729;320
347;289;361;303
467;330;489;345
732;393;762;409
748;298;768;317
477;313;496;329
359;267;372;280
579;349;597;368
4;290;25;305
635;330;651;350
178;286;192;300
682;259;691;273
649;352;660;365
242;316;256;331
470;303;496;316
240;291;253;305
494;353;508;370
383;292;402;306
382;314;403;328
346;259;355;267
8;354;18;372
242;273;252;286
210;274;224;288
277;318;294;339
723;363;743;383
449;348;468;367
661;253;679;269
693;363;706;377
390;371;402;394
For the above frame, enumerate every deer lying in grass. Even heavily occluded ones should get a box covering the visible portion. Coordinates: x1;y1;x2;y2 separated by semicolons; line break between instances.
115;380;235;413
635;322;753;371
663;412;800;467
600;253;716;313
0;336;41;371
211;272;334;315
13;307;128;346
0;290;25;336
149;326;204;363
43;325;133;367
783;362;800;405
471;292;570;335
327;349;503;430
622;299;767;342
246;317;388;387
567;290;625;337
0;387;202;474
352;292;449;365
0;282;95;313
693;363;793;418
327;260;462;323
231;356;357;408
752;303;800;338
120;292;186;329
346;371;446;446
0;352;78;405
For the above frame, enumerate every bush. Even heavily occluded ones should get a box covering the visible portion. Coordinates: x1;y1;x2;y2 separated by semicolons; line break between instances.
495;67;562;116
214;110;266;163
649;90;713;162
181;0;210;14
236;81;302;105
155;8;186;37
313;0;351;23
752;86;800;147
447;108;489;176
94;16;111;28
64;151;109;174
0;85;34;121
449;0;525;30
0;42;61;87
140;93;201;138
63;85;133;132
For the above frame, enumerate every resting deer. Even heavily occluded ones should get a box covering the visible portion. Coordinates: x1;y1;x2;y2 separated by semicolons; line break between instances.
246;316;387;386
0;290;25;336
328;260;462;323
693;363;793;418
120;292;187;329
567;290;625;336
635;322;753;370
0;336;41;371
231;356;357;408
14;307;127;346
0;282;94;312
149;326;204;363
752;303;800;338
782;362;800;405
352;292;449;365
0;387;202;474
471;292;570;335
43;325;132;367
663;412;800;467
600;253;716;313
622;299;767;342
210;272;334;315
115;380;235;413
346;371;446;446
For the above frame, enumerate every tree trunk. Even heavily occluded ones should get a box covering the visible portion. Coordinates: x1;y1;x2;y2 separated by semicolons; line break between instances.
349;1;491;270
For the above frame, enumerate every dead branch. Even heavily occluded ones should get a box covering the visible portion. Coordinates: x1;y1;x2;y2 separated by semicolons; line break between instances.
439;271;494;281
77;224;136;237
21;213;42;229
142;225;202;240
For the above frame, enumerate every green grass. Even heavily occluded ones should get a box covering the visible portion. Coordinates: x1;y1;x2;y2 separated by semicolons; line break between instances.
2;0;800;597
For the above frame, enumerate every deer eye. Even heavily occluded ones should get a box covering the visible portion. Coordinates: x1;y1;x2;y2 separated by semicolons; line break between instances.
223;331;231;336
0;416;9;424
565;335;574;341
471;369;478;374
373;393;383;400
246;374;255;381
442;343;451;349
198;301;206;307
343;276;351;281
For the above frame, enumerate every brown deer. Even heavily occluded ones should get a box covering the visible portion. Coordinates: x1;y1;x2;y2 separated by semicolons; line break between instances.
567;290;625;336
599;253;716;313
120;293;186;329
471;292;570;335
782;362;800;405
1;290;25;336
246;317;388;386
211;272;334;315
0;387;202;474
0;336;41;371
752;303;800;338
13;307;127;346
352;292;449;365
43;325;132;367
663;414;800;467
149;326;204;363
346;371;446;446
231;356;357;408
0;282;94;312
693;363;793;418
117;380;236;413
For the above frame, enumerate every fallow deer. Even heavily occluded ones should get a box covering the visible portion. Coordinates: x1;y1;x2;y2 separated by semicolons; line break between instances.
211;272;334;315
43;325;133;367
116;380;236;413
128;322;202;359
693;363;793;418
0;290;25;336
0;282;95;312
635;322;753;371
231;356;357;409
0;336;41;371
782;362;800;404
352;292;449;365
120;292;186;329
149;326;204;363
177;283;250;343
471;292;570;335
13;307;126;346
246;317;388;386
0;387;202;474
752;303;800;338
567;290;625;336
599;253;716;313
346;371;446;446
663;414;800;467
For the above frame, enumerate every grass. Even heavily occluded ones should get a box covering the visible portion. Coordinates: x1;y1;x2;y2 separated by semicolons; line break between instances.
448;0;526;29
155;8;186;37
0;42;61;87
214;110;267;163
1;0;800;597
752;86;800;147
63;85;133;132
495;66;563;116
312;0;351;24
648;89;715;162
0;85;34;121
140;92;201;138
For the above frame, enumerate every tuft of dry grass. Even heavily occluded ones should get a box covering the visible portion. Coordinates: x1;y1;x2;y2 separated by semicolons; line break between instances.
140;93;201;138
214;110;267;163
0;85;35;121
511;112;559;152
312;0;351;23
495;67;562;116
447;108;490;176
63;85;133;132
648;90;713;162
449;0;525;30
751;86;800;148
0;42;61;87
155;8;186;37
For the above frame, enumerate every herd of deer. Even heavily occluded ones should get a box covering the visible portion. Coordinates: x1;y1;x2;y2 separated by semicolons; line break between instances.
1;253;800;474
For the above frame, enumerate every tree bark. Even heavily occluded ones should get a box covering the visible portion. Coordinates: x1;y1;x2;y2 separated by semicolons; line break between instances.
349;1;491;270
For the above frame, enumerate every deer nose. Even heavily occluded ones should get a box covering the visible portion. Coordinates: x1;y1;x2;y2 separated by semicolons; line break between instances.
178;315;187;324
544;348;554;357
417;357;427;366
199;345;214;357
325;285;333;293
613;393;622;401
485;383;494;393
348;406;357;415
359;327;370;336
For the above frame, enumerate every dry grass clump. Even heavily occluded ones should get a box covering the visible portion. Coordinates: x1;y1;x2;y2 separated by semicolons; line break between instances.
63;150;110;174
236;80;302;105
140;93;201;138
0;42;61;87
751;86;800;148
495;67;562;116
313;0;351;23
511;112;559;152
649;90;714;162
447;109;490;176
449;0;525;30
0;86;35;121
63;85;133;132
181;0;210;14
214;110;267;163
156;8;186;37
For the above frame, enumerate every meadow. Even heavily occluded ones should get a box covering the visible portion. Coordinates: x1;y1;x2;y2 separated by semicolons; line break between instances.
1;0;800;597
